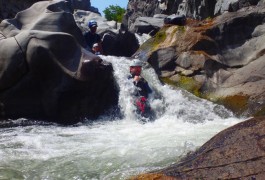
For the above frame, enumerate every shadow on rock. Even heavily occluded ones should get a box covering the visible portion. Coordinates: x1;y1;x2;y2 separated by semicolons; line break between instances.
0;1;119;124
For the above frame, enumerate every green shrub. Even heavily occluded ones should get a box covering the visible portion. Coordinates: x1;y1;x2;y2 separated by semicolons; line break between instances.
103;5;126;22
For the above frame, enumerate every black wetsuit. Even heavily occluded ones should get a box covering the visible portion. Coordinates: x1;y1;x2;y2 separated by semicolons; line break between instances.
84;31;101;49
128;74;154;119
128;74;152;98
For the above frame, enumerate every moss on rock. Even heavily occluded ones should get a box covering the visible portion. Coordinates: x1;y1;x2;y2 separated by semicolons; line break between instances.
161;75;202;97
140;29;167;52
178;76;201;97
215;95;250;116
162;76;252;116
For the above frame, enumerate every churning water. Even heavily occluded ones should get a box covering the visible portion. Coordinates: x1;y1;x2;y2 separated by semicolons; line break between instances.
0;56;244;179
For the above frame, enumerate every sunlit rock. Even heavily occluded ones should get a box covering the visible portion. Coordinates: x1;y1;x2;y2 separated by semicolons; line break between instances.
134;4;265;116
132;117;265;179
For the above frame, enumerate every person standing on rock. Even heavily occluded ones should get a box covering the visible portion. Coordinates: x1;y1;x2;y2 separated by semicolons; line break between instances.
84;20;103;54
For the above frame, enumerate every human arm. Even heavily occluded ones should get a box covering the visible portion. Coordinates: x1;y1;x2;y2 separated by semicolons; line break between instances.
133;77;152;97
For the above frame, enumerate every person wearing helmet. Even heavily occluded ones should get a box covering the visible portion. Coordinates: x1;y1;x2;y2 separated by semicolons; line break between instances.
84;20;103;54
92;43;101;55
129;59;152;96
128;59;153;117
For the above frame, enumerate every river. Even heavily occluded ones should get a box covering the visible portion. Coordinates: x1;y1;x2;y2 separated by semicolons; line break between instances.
0;55;244;179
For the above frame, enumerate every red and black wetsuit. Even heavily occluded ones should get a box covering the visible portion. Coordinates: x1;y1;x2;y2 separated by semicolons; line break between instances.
128;74;154;118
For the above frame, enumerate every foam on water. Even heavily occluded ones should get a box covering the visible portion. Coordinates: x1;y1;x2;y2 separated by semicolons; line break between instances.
0;56;244;179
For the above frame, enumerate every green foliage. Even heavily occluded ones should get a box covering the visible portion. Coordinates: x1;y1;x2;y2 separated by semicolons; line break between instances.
103;5;126;22
161;75;202;97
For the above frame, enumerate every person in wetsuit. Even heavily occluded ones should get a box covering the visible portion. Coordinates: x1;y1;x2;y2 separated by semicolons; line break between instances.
128;59;153;118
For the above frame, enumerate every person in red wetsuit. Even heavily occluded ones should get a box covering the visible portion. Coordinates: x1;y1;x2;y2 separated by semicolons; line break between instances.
128;59;153;118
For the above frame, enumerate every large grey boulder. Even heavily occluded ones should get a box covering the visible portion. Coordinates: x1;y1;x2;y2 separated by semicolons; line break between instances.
73;10;112;35
148;47;178;75
130;16;165;35
0;1;119;124
133;117;265;179
0;0;45;20
0;0;97;20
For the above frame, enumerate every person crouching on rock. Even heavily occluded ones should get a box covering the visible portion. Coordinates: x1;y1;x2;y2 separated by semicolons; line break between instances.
92;43;101;55
128;59;153;117
84;20;103;54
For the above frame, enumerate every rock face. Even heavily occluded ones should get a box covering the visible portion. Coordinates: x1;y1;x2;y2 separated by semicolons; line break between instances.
123;0;173;31
201;7;265;116
214;0;261;15
0;0;95;20
0;1;119;124
132;117;265;179
0;0;44;20
133;2;265;116
123;0;263;32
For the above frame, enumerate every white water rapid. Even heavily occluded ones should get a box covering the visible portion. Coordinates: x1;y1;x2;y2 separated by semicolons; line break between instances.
0;56;244;180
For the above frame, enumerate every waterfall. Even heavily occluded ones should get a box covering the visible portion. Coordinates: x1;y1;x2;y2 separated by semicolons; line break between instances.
103;55;235;123
0;55;244;180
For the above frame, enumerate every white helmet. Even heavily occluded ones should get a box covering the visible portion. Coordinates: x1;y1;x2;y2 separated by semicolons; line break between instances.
130;59;142;67
93;43;99;48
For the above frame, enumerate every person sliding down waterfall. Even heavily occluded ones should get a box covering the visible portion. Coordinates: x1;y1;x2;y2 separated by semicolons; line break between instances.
128;59;154;120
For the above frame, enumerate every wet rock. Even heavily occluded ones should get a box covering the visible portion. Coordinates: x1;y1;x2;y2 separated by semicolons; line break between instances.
135;3;265;116
0;1;119;124
132;117;265;179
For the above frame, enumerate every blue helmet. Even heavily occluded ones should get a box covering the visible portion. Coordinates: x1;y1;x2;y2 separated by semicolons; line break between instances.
88;20;97;28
